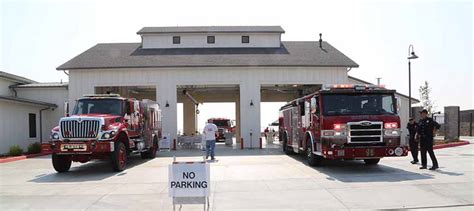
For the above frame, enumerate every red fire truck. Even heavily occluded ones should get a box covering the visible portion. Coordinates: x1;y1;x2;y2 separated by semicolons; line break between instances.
48;94;162;172
279;84;408;166
208;118;233;141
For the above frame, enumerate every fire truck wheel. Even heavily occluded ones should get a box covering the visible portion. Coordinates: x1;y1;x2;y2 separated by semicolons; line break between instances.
111;142;127;172
141;138;158;159
364;158;380;165
282;137;294;155
306;142;323;167
52;154;72;173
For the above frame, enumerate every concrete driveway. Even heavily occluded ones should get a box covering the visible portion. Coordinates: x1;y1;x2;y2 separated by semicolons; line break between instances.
0;142;473;210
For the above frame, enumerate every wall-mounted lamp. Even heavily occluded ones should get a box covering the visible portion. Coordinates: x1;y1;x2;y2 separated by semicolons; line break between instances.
165;101;170;107
250;100;254;106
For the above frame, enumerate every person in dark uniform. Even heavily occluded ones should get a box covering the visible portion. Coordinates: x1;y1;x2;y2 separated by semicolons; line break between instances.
407;117;419;164
416;109;441;170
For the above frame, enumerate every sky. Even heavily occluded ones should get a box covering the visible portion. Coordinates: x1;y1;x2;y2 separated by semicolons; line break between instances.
1;0;473;131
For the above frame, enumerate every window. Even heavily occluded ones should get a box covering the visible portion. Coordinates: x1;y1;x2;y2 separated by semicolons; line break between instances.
28;113;36;138
322;94;396;116
172;36;180;44
207;36;215;44
242;36;249;43
299;102;305;116
73;99;124;116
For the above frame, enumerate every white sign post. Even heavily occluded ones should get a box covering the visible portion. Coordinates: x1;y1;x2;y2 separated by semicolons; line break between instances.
169;157;210;210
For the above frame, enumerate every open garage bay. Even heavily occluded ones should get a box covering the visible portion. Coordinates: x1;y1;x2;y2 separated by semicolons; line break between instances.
0;143;473;210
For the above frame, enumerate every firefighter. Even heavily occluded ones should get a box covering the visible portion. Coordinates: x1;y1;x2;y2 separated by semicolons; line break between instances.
407;117;419;164
416;109;440;170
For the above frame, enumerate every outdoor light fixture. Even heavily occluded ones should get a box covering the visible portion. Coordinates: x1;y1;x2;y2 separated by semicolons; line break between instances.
165;100;170;107
407;44;419;117
250;100;254;106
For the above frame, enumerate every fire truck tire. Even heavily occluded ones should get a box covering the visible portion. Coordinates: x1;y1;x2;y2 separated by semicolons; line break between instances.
111;142;127;172
306;142;323;166
364;158;380;165
282;137;294;155
52;154;72;173
141;138;158;159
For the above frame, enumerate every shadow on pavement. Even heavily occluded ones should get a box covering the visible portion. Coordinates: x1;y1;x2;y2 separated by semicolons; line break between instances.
287;153;440;183
158;142;284;157
29;154;153;183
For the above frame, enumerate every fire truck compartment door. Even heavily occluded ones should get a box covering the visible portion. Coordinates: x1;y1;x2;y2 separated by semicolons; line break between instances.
291;108;299;150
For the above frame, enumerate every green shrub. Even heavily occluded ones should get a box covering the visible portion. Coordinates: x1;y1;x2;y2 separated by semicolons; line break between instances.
8;145;23;156
27;142;42;154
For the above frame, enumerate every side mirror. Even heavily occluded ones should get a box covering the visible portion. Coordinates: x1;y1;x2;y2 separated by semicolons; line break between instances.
310;97;318;114
64;101;69;117
395;97;401;113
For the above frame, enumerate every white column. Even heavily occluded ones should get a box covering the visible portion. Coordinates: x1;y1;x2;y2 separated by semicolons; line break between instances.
156;82;178;142
239;81;261;148
183;98;197;135
235;100;241;143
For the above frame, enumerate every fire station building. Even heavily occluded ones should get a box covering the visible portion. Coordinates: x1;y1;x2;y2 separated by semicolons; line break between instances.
0;26;418;153
54;25;416;148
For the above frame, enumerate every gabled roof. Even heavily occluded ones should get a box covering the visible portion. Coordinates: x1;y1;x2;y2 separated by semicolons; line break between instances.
348;76;420;103
137;26;285;34
0;71;36;84
0;95;57;108
57;41;359;70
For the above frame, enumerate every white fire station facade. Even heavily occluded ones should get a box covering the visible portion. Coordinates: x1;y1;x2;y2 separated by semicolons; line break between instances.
55;25;417;148
0;26;417;153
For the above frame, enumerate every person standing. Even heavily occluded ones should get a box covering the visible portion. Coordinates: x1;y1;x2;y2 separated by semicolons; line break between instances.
203;119;218;160
416;109;441;170
407;117;419;164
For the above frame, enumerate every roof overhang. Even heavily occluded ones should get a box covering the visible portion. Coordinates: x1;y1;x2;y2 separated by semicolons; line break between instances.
0;71;37;84
0;95;57;108
348;76;420;103
137;26;285;35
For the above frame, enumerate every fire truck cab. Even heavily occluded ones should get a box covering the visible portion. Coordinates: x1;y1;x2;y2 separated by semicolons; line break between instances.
279;84;408;166
207;118;233;141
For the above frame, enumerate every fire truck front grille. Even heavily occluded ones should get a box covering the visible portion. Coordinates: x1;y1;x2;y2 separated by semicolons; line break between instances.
60;120;101;139
348;122;383;143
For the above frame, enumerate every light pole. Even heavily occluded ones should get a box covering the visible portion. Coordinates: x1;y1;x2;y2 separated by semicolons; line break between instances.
407;44;418;117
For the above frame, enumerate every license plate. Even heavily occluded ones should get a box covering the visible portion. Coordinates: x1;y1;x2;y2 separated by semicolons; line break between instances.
61;144;87;151
366;148;374;156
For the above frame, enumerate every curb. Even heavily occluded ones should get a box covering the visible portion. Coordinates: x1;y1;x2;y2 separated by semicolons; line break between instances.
0;152;52;164
433;140;470;150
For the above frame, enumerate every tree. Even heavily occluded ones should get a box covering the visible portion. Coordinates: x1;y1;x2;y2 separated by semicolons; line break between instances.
419;81;436;114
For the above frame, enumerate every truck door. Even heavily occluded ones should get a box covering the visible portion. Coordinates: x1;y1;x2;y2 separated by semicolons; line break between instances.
126;100;141;137
284;109;293;145
291;107;299;150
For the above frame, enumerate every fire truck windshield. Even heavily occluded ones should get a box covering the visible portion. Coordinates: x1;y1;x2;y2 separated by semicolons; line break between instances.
73;99;124;116
212;120;230;127
322;94;396;116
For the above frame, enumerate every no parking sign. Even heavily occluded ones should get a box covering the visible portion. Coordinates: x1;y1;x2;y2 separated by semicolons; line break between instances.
168;161;210;197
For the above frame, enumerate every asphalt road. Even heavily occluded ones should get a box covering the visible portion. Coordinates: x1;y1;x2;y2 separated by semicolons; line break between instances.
0;141;473;210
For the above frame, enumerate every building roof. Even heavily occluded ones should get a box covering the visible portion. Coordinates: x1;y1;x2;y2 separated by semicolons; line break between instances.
57;41;359;70
0;71;37;84
13;82;69;88
0;95;57;108
137;26;285;34
348;76;420;103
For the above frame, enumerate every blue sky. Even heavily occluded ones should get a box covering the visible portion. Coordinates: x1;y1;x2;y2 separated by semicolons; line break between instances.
1;0;472;130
